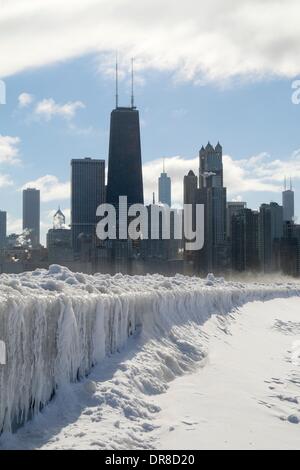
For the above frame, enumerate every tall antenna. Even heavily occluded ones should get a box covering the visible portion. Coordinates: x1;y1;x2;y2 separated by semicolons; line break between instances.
284;175;287;191
115;52;119;109
131;57;135;108
163;158;165;173
290;176;293;191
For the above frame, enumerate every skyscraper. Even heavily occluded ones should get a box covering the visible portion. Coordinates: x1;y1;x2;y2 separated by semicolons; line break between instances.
198;142;228;273
199;142;223;189
231;208;259;272
47;208;72;263
280;221;299;277
226;201;247;239
0;210;7;249
282;178;294;222
259;202;283;272
23;188;40;247
106;59;143;208
158;161;171;207
183;170;198;205
71;158;105;252
106;106;144;206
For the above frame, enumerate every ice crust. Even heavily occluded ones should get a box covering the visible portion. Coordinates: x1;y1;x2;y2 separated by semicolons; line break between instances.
0;264;299;433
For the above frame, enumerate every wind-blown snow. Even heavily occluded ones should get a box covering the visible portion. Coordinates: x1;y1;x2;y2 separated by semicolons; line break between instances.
0;265;299;435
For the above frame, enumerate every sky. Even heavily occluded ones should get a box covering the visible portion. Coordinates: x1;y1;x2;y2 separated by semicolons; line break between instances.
1;0;300;244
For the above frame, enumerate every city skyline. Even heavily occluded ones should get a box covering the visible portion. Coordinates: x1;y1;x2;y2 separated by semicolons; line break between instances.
1;56;300;244
1;136;298;247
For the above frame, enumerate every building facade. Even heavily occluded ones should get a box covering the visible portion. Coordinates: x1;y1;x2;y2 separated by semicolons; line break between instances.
231;208;259;272
226;201;247;239
282;182;294;222
106;107;144;207
158;166;171;207
259;202;283;272
23;188;40;247
198;143;228;274
0;211;7;249
71;158;105;252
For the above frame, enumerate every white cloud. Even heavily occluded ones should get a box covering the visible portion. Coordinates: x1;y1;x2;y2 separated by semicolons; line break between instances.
45;207;70;227
143;155;197;207
7;215;22;234
18;92;34;108
1;1;300;83
0;135;21;165
0;174;13;188
143;150;300;207
225;150;300;195
21;175;70;202
34;98;85;121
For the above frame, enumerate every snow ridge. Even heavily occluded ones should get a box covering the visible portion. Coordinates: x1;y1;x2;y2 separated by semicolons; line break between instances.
0;265;299;434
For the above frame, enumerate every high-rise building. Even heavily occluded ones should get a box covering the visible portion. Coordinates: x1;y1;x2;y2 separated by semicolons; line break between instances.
199;142;223;189
158;161;171;207
282;178;294;222
23;188;40;247
259;202;283;272
279;221;300;277
47;208;72;263
0;210;7;249
106;58;143;208
106;108;144;206
231;208;259;272
184;170;198;205
226;201;247;239
294;225;300;277
198;142;228;273
71;158;105;252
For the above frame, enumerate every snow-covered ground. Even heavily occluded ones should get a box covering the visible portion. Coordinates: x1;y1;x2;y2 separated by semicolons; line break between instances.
154;298;300;450
0;266;299;449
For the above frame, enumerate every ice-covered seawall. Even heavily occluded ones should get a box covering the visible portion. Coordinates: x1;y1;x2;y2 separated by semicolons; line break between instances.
0;265;299;434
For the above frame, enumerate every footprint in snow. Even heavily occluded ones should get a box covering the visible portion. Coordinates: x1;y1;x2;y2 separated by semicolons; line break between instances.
288;415;300;424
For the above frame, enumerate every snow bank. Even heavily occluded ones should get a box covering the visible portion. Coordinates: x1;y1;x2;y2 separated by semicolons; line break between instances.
0;265;299;434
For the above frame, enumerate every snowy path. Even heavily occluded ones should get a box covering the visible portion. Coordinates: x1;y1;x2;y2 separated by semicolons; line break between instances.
1;296;300;450
153;297;300;450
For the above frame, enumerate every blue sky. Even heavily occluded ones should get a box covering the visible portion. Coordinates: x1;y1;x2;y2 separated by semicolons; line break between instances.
1;1;300;243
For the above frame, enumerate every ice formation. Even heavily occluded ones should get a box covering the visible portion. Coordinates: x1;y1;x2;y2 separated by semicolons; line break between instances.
0;264;299;434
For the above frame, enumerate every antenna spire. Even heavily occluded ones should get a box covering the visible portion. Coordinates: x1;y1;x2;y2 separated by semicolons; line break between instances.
115;52;119;109
153;192;155;205
290;176;293;191
284;176;287;191
163;158;165;173
131;57;135;108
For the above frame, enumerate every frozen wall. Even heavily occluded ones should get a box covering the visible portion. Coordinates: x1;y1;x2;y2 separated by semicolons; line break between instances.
0;265;299;433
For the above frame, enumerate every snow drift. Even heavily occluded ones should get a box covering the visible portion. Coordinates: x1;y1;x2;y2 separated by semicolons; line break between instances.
0;265;299;434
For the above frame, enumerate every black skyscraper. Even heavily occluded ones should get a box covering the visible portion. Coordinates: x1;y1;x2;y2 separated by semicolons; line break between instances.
106;106;144;206
106;57;143;206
